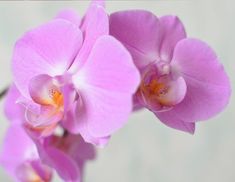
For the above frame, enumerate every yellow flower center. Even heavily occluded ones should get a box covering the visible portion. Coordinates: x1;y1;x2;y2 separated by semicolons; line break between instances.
139;75;169;106
51;89;64;109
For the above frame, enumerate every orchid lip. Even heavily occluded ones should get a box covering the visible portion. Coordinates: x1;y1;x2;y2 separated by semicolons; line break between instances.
24;74;80;138
23;75;68;137
29;76;65;112
137;61;187;112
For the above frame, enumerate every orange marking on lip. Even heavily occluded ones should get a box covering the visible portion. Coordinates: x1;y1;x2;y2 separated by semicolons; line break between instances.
141;78;168;97
138;75;171;107
52;90;64;108
40;89;64;109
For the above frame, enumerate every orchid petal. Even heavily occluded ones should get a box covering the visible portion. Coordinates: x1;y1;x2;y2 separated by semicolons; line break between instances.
0;124;37;179
70;135;96;177
156;112;195;134
39;146;80;182
91;0;105;8
132;94;144;111
4;84;24;123
15;160;52;182
12;19;83;99
55;9;81;26
76;120;110;147
75;136;96;160
110;10;162;70
159;15;186;62
70;2;108;71
62;100;110;147
73;35;140;137
170;38;231;121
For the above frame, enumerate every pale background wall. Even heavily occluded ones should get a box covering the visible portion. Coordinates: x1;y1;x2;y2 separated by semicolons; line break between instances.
0;0;234;181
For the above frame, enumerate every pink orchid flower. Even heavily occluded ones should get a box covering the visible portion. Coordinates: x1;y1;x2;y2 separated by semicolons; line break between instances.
36;131;96;182
2;85;96;182
0;124;53;182
12;1;140;145
110;10;231;133
1;85;53;182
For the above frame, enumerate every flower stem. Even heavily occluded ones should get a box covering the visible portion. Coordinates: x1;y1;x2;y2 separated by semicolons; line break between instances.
0;87;8;100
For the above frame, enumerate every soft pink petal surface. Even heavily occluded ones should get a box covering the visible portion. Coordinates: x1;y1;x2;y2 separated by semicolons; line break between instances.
76;118;110;147
12;19;83;99
74;136;96;161
62;99;110;146
15;160;52;182
0;124;37;179
39;146;80;182
91;0;105;8
110;10;162;70
4;84;24;123
156;112;195;134
55;9;81;26
71;135;96;178
77;89;134;137
73;36;140;137
169;38;231;122
158;15;186;62
69;2;108;72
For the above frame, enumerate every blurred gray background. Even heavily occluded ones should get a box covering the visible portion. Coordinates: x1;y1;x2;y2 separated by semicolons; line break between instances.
0;0;234;181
